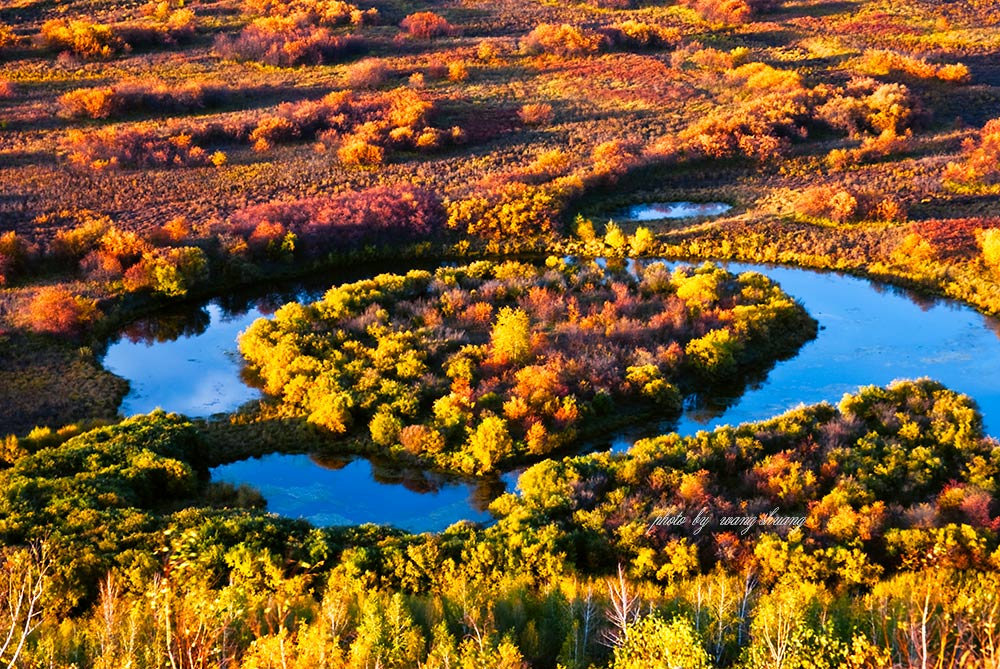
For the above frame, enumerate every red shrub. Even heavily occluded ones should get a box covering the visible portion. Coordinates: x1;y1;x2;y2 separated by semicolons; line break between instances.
400;12;454;39
230;185;445;254
214;19;365;66
910;218;1000;259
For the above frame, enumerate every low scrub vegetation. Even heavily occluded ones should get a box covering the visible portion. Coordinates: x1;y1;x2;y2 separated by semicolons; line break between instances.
239;260;815;473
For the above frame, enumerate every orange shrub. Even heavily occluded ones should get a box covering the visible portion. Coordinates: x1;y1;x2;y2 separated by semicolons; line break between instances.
793;185;906;224
40;19;124;59
62;127;216;171
0;79;16;100
518;103;553;126
58;81;228;119
591;140;644;182
152;217;192;245
58;87;117;119
520;24;608;57
249;116;300;151
944;118;1000;191
242;0;377;26
447;61;469;82
0;23;18;50
22;287;100;336
338;136;384;167
686;0;751;24
854;49;970;84
937;63;971;84
400;12;454;39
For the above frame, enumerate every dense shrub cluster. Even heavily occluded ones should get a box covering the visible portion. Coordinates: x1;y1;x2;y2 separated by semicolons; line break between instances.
943;118;1000;193
853;49;971;83
214;88;464;158
214;17;365;67
399;12;454;39
39;19;124;59
816;77;920;139
19;286;101;336
520;24;610;57
215;0;375;66
239;260;815;473
242;0;378;26
62;127;222;170
1;383;999;668
228;184;445;255
23;209;211;298
58;80;231;119
792;185;907;225
683;0;777;25
446;181;567;242
0;413;203;608
672;62;814;162
39;6;196;59
501;379;996;582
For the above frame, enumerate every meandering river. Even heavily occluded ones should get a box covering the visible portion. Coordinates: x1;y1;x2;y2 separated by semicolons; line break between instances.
103;260;1000;531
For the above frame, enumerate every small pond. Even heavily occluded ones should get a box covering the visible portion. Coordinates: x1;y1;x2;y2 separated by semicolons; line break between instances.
616;202;732;221
103;259;1000;529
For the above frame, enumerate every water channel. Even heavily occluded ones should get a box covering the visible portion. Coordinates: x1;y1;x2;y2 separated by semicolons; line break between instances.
103;259;1000;531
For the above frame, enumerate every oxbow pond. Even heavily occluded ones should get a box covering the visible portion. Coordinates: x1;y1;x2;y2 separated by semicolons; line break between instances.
103;260;1000;531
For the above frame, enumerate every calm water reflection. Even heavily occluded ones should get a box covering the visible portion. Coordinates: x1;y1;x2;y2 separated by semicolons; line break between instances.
212;453;499;532
103;260;1000;528
616;202;732;221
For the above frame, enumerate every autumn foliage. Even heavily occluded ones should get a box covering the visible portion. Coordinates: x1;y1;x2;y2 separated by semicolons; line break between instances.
521;24;609;57
229;184;445;254
400;12;454;39
239;260;815;473
793;185;907;225
58;81;230;119
21;286;100;336
214;18;364;66
62;127;220;170
944;118;1000;193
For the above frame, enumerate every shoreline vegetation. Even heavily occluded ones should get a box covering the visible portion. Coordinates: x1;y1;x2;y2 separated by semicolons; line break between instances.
234;259;818;475
1;380;998;668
